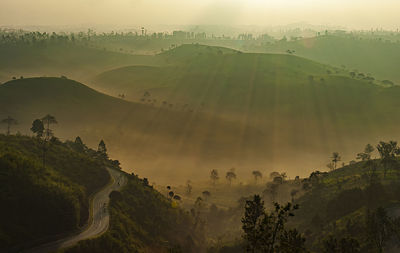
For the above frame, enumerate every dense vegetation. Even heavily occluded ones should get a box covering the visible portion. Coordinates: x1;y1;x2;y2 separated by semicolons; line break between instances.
175;142;400;252
62;172;204;253
0;134;111;251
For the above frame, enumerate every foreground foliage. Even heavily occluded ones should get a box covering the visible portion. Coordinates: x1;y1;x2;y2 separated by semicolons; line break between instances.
63;173;204;253
0;134;110;251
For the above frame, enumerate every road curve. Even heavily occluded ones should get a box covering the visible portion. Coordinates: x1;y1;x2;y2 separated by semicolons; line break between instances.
25;168;126;253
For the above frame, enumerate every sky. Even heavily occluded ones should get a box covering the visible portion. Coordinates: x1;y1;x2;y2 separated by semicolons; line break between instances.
1;0;399;30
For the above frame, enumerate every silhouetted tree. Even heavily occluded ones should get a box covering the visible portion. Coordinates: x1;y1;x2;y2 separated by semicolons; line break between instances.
74;136;86;152
278;229;307;253
331;152;341;170
377;141;399;178
186;180;192;195
357;144;375;161
366;207;392;252
1;116;17;135
202;190;211;200
327;162;335;171
252;170;263;184
97;139;108;159
273;176;283;185
41;114;57;141
242;195;302;253
270;171;281;180
210;169;219;185
242;195;265;252
30;119;44;138
226;168;237;185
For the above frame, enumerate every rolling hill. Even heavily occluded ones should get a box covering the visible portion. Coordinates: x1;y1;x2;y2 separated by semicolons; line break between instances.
261;35;400;84
3;44;400;184
92;45;400;171
0;43;159;84
0;77;269;183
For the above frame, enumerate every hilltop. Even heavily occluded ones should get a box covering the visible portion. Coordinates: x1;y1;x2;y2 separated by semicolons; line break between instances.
92;44;400;178
262;35;400;84
0;42;159;83
4;46;400;183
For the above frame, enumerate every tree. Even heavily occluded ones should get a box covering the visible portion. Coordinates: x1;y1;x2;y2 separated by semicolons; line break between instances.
327;162;335;171
41;114;57;141
322;235;360;253
366;207;392;252
356;144;375;161
186;180;192;195
242;195;302;253
1;116;17;135
30;119;44;138
273;176;283;185
376;141;399;178
280;172;287;181
226;168;237;185
210;169;219;185
269;171;281;180
252;170;263;184
74;136;87;153
242;195;265;253
331;152;341;170
278;229;307;253
97;139;108;159
202;190;211;200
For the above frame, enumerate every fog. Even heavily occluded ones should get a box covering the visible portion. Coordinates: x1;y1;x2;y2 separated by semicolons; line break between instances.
1;0;400;29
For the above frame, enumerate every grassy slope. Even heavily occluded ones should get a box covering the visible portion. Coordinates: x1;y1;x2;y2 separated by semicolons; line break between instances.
0;134;110;251
62;173;203;253
0;43;158;83
0;77;261;182
3;47;400;182
92;44;400;178
292;159;400;251
261;35;400;84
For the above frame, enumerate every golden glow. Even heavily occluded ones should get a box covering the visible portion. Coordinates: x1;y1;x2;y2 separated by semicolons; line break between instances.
0;0;399;29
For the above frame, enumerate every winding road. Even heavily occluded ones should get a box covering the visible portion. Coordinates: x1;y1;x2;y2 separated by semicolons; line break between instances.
25;168;126;253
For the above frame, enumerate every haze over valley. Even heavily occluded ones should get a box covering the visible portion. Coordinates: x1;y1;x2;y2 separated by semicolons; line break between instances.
2;1;400;252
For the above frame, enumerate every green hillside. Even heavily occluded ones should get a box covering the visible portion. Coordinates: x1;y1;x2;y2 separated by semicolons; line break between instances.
0;43;158;83
292;157;400;252
4;49;400;183
0;77;131;124
261;35;400;84
62;173;204;253
0;134;202;253
0;77;264;183
0;134;110;251
92;45;400;177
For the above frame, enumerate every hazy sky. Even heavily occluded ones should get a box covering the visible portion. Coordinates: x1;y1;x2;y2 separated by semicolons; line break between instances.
1;0;399;29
